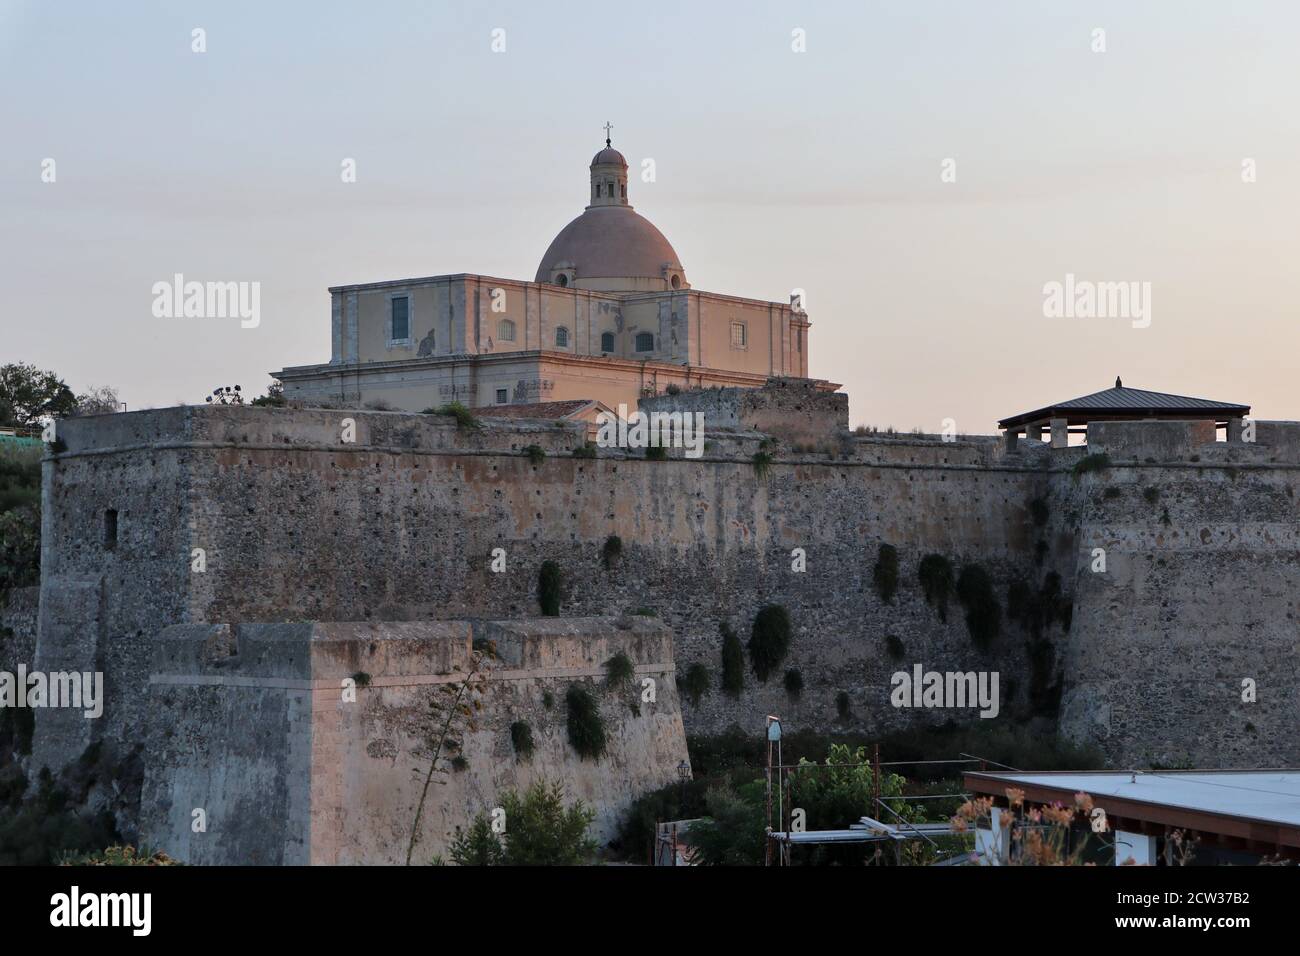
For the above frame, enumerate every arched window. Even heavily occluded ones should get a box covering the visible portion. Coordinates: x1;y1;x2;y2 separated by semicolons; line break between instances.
635;332;654;352
600;332;615;353
557;273;568;287
670;274;680;289
555;326;569;348
498;319;516;342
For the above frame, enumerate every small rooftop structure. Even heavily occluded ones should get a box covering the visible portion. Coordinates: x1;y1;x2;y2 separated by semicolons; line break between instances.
966;769;1300;864
998;377;1250;449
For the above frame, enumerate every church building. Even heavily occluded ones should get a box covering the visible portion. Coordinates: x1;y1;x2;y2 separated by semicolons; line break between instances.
273;135;834;411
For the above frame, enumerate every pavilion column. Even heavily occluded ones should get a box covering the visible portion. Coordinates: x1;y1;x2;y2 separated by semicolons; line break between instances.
1024;423;1043;443
1227;416;1244;443
1049;418;1068;449
1004;430;1019;452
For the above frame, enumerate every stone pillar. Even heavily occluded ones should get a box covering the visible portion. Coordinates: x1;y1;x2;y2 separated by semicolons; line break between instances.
1024;423;1042;443
1227;417;1244;443
1050;418;1068;449
1004;430;1019;453
1115;830;1158;866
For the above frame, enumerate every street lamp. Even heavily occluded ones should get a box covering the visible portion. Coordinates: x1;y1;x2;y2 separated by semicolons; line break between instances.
676;758;691;807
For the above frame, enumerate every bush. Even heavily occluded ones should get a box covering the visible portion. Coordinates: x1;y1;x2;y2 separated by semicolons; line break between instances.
60;845;178;866
431;401;481;431
537;560;564;616
956;564;1001;649
572;442;597;458
916;554;953;620
783;668;803;699
747;605;792;682
872;543;899;604
720;623;744;697
885;634;905;660
835;690;852;720
565;685;606;760
604;651;635;689
688;781;768;866
613;777;711;861
447;815;504;866
752;451;773;479
601;534;622;569
510;720;535;760
681;663;711;706
524;444;546;466
1072;453;1111;478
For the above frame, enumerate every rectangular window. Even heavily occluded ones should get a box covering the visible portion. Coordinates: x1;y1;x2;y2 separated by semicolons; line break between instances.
496;388;508;405
391;296;410;342
730;321;747;348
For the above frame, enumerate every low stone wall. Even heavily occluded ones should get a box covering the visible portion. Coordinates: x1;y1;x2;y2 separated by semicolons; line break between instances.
139;616;688;864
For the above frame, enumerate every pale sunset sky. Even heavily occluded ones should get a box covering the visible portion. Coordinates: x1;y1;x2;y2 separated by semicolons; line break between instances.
2;0;1296;430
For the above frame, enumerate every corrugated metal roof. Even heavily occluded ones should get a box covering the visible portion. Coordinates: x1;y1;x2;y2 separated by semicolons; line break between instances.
999;381;1249;428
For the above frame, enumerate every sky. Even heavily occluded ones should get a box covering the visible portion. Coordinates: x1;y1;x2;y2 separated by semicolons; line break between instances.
2;0;1297;431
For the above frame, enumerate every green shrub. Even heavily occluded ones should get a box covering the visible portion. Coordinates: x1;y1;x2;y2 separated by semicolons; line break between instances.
604;651;635;689
537;561;564;616
542;690;555;710
1028;497;1050;527
565;685;606;760
524;444;546;466
613;778;711;861
752;451;773;479
681;663;711;706
450;754;469;772
956;564;1001;649
783;668;803;699
885;634;905;660
835;691;852;720
687;781;768;866
351;671;371;688
601;534;623;569
720;623;744;697
510;720;535;760
872;543;899;604
1072;452;1111;478
431;401;481;431
60;845;179;866
916;554;953;620
747;605;792;682
449;781;597;866
572;442;597;459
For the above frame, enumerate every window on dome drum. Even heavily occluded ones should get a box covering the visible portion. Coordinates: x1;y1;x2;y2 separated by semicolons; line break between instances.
670;274;680;289
601;332;615;353
635;332;654;352
620;183;626;197
498;319;516;342
730;321;747;349
555;326;569;347
557;273;568;287
390;296;410;342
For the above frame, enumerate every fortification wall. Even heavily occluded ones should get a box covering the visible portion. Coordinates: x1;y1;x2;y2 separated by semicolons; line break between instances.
139;617;687;864
34;405;1059;787
1055;421;1300;767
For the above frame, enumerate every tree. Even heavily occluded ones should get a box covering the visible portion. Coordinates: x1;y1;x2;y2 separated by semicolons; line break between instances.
449;781;596;866
73;385;120;416
0;364;76;428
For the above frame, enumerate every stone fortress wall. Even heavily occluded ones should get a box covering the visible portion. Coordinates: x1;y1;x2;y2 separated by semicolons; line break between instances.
17;380;1300;859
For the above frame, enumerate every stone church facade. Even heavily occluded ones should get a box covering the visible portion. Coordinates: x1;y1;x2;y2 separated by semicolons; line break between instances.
274;141;828;412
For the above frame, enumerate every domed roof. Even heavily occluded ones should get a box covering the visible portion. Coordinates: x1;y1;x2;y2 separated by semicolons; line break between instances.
535;206;681;283
591;147;626;166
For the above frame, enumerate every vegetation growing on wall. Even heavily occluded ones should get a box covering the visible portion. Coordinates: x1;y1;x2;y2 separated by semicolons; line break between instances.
430;401;481;431
510;720;535;760
537;561;564;616
747;605;792;682
916;554;954;621
835;690;852;720
524;444;546;466
872;544;900;604
885;634;905;661
601;535;622;569
956;564;1001;649
680;663;711;706
571;442;597;459
1072;452;1111;478
604;651;634;689
720;623;745;697
783;668;803;699
751;450;773;479
565;685;606;760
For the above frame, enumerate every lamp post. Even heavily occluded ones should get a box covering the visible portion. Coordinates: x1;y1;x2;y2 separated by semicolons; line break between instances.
676;758;691;807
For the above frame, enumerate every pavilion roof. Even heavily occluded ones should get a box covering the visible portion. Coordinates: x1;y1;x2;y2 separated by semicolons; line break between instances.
998;378;1249;429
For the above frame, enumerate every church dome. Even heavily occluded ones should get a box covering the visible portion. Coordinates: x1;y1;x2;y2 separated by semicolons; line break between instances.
536;133;687;292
